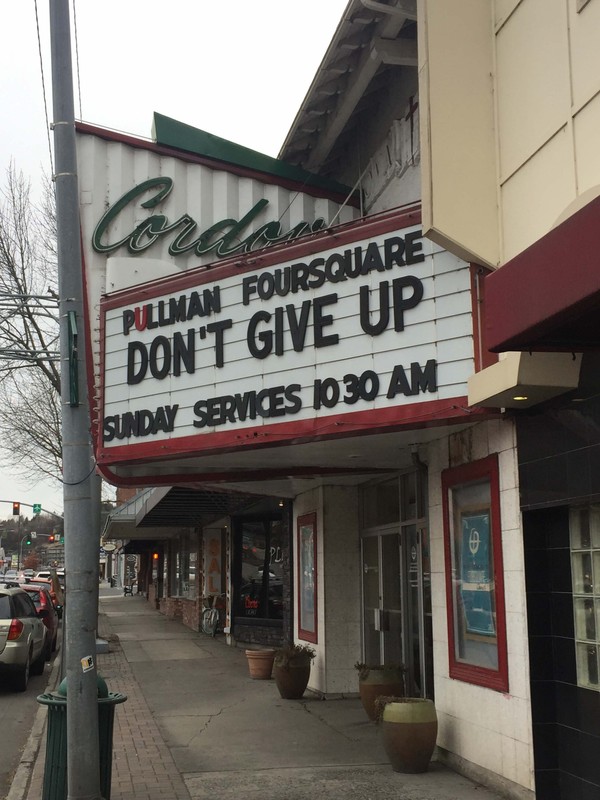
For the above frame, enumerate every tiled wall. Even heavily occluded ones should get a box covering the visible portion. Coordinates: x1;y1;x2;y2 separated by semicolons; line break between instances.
518;396;600;800
293;485;361;696
427;419;535;794
321;485;361;695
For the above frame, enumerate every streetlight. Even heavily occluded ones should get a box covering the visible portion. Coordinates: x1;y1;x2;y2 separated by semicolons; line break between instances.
17;531;55;570
18;532;32;570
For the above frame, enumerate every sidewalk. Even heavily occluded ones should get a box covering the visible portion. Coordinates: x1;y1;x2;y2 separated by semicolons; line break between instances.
14;588;512;800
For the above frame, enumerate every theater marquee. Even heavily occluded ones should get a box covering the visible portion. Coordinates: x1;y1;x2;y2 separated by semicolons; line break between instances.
97;208;476;481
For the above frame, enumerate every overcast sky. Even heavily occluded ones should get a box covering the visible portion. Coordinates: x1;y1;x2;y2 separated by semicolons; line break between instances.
0;0;349;518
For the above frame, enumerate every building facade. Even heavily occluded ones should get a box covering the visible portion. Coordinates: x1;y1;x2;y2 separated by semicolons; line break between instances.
93;2;600;799
417;2;600;798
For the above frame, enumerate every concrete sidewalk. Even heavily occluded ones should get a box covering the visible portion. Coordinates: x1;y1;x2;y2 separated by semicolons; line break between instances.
14;588;511;800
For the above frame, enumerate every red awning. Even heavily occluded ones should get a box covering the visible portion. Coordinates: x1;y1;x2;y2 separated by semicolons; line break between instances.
485;194;600;352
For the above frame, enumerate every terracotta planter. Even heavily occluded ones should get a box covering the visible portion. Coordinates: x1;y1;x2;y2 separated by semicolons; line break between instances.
273;658;311;699
357;667;405;721
245;649;275;679
380;698;437;773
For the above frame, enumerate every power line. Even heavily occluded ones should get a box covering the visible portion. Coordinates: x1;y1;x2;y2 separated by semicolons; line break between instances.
72;0;83;119
34;0;54;177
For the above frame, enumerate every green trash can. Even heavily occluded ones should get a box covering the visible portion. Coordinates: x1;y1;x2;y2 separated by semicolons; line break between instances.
37;675;127;800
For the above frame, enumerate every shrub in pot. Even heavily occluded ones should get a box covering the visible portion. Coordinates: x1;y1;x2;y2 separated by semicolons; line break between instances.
375;695;438;773
273;643;316;699
355;662;405;721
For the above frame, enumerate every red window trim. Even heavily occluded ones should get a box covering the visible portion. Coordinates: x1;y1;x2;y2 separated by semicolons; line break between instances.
441;454;509;692
297;512;318;644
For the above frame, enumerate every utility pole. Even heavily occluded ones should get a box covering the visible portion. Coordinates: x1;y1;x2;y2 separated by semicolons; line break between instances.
49;2;102;798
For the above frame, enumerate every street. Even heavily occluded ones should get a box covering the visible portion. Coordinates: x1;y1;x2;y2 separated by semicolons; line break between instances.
0;628;61;799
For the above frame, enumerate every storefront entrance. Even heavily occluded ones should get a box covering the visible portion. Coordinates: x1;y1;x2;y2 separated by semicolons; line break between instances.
360;471;433;698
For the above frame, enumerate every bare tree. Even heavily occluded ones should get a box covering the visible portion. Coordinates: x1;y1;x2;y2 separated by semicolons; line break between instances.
0;164;61;482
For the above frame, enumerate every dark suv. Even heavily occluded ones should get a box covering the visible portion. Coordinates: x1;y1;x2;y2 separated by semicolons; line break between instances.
0;586;48;691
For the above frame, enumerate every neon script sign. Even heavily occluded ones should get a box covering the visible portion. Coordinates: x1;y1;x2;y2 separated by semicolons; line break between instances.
92;177;328;261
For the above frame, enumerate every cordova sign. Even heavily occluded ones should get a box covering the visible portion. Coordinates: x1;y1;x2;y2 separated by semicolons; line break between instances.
92;177;329;261
98;209;475;466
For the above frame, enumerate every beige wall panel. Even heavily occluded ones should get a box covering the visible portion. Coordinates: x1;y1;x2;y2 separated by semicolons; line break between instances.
573;96;600;194
418;0;499;267
496;0;570;181
569;0;600;110
501;127;576;260
494;0;521;29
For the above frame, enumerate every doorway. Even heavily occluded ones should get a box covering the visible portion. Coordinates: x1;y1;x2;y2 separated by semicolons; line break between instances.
360;471;433;698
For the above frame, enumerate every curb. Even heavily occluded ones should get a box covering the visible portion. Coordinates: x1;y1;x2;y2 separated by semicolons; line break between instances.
6;652;62;800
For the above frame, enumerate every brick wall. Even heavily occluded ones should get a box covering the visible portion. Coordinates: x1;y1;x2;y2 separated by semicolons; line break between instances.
164;597;183;619
234;622;283;647
181;598;202;631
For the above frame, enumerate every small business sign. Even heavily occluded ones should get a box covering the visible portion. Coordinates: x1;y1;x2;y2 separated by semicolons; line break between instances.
97;208;475;479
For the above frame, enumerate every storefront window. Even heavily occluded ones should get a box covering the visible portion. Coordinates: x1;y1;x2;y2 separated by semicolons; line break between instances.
442;455;508;692
187;551;198;600
570;506;600;690
237;520;283;620
298;512;317;643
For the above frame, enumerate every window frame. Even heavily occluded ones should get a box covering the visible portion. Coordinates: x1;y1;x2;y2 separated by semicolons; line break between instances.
233;517;284;625
441;454;509;692
297;512;318;644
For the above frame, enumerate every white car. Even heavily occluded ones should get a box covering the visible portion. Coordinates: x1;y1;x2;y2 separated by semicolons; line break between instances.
0;586;48;691
35;570;65;584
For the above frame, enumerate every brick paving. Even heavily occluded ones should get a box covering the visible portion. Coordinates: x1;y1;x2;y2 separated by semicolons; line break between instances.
24;609;191;800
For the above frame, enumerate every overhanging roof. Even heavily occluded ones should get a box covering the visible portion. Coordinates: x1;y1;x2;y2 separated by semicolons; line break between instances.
102;486;256;541
153;113;355;200
279;0;417;175
486;194;600;352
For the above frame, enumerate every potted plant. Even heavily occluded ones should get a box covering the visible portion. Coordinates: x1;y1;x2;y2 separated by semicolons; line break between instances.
245;648;276;679
374;695;437;773
273;643;316;699
354;662;405;721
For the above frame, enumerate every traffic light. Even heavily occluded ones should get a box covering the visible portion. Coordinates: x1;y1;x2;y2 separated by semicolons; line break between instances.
48;534;55;543
12;502;20;516
25;534;31;545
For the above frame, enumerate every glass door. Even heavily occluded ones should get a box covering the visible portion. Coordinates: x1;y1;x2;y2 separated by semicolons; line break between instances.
360;470;433;698
361;530;403;667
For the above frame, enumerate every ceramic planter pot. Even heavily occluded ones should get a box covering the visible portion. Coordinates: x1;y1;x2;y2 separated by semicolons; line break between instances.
357;667;405;721
380;698;437;773
273;657;311;699
245;649;275;679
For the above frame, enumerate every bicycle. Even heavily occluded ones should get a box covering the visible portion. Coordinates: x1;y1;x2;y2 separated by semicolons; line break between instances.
201;594;226;637
202;606;219;636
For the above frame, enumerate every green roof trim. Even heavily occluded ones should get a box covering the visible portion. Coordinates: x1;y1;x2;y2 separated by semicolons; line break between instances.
152;112;353;199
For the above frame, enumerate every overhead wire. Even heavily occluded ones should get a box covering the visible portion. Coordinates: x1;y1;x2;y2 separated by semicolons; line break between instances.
34;0;54;178
33;1;83;180
72;0;83;119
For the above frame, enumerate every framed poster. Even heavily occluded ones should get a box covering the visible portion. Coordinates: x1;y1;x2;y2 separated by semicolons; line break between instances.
460;511;495;636
297;512;318;643
441;454;508;692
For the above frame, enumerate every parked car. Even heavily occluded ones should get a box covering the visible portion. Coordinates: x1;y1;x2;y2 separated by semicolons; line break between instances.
35;569;65;590
35;569;65;582
27;578;64;620
3;570;18;581
19;584;59;657
0;586;48;691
